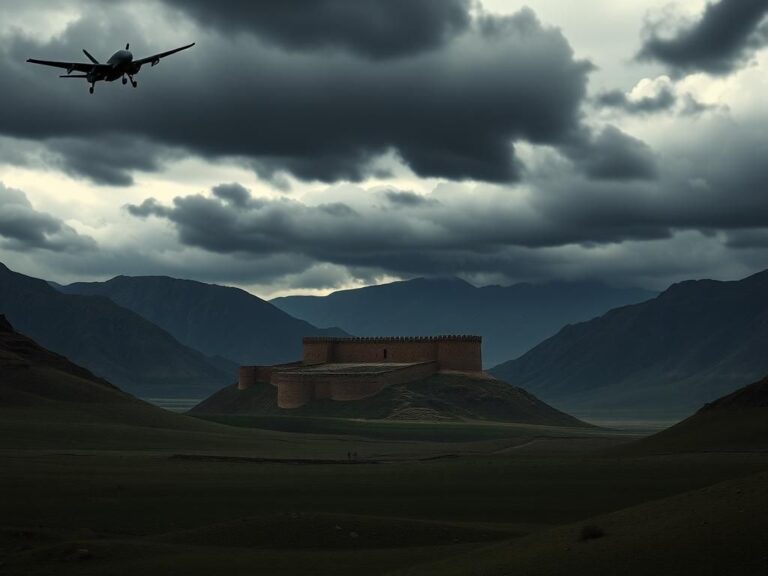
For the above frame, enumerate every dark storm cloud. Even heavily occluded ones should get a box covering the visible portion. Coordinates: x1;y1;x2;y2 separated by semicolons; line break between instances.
125;198;170;218
0;6;594;184
725;229;768;248
0;184;96;252
122;113;768;282
161;0;472;59
638;0;768;75
563;126;658;181
596;87;676;115
211;183;252;208
45;136;175;186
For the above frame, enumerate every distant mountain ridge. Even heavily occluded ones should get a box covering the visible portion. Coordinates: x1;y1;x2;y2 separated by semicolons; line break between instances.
60;275;347;365
0;263;233;397
491;270;768;416
272;277;655;367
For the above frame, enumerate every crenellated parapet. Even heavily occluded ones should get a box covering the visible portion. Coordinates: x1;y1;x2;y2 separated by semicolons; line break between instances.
303;335;482;343
239;335;483;409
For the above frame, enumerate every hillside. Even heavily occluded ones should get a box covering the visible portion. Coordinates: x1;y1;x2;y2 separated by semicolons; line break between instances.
272;277;654;367
396;471;768;576
0;263;233;398
191;372;588;427
0;313;124;404
60;275;346;365
0;315;368;454
0;313;218;444
491;270;768;416
621;376;768;454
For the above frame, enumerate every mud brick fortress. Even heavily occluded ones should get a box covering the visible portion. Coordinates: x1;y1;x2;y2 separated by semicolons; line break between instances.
238;336;483;409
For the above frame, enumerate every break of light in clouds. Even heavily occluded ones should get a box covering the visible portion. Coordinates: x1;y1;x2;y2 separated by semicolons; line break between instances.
1;0;767;298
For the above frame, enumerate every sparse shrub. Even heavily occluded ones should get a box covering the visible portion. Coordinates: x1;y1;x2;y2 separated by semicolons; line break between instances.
578;525;605;542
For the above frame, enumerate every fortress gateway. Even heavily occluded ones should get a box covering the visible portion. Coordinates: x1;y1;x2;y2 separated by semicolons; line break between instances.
238;336;482;409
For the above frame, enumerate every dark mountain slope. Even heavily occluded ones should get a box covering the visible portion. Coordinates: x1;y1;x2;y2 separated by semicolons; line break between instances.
61;275;346;365
272;277;654;367
621;376;768;454
191;372;589;428
0;315;324;453
0;313;124;405
491;270;768;415
699;375;768;411
0;263;233;397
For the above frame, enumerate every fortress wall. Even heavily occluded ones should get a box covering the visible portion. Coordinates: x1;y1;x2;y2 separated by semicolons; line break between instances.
437;339;482;372
303;340;334;364
239;363;303;389
238;366;258;390
272;362;440;407
333;340;438;364
275;376;315;409
313;381;332;400
302;337;482;371
273;371;383;407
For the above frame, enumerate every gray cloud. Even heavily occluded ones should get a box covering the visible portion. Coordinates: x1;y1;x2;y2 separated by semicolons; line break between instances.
638;0;768;75
0;6;593;184
384;190;439;208
211;183;252;208
0;183;97;252
679;93;722;116
596;87;676;115
45;136;176;186
725;229;768;248
162;0;472;60
563;126;658;181
118;111;768;286
125;198;171;218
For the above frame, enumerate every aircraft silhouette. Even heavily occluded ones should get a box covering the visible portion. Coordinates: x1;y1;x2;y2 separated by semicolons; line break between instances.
27;43;195;94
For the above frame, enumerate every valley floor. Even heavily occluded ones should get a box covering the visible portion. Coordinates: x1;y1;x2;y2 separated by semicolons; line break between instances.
0;416;766;576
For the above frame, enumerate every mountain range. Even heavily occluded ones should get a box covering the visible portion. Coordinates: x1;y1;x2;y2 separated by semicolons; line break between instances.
59;275;346;365
272;277;655;367
491;270;768;417
0;263;233;397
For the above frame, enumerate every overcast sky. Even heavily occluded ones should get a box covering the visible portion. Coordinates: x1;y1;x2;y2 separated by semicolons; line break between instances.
1;0;767;297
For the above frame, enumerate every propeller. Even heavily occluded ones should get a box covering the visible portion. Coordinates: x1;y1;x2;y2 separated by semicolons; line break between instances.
126;43;130;50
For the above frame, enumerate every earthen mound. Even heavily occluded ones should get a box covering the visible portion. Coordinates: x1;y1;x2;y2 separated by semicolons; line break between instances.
191;372;588;427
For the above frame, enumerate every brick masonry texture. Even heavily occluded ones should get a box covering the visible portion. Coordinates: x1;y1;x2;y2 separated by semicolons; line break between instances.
239;336;482;409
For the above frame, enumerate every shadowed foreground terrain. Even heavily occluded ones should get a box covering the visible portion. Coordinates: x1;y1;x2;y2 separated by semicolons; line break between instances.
2;318;767;575
396;471;768;576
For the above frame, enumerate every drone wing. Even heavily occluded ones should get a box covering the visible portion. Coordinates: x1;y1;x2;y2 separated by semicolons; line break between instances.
134;43;195;68
26;59;95;73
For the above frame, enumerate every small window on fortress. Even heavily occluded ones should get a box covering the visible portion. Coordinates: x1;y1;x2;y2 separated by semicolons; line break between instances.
383;348;388;360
